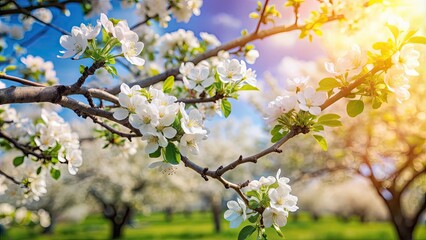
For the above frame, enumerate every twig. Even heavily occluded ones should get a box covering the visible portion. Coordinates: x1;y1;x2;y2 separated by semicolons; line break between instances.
70;61;105;91
0;131;43;158
254;0;270;34
0;73;46;87
177;94;224;104
88;115;139;139
0;169;21;185
0;0;82;16
10;1;70;35
107;15;343;94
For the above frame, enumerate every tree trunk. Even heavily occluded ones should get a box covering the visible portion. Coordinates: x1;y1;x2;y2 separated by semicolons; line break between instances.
165;207;173;222
111;221;125;240
388;203;414;240
394;223;413;240
211;195;222;233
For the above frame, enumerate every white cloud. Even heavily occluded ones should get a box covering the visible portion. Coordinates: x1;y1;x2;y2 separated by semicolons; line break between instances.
212;13;242;29
277;57;319;78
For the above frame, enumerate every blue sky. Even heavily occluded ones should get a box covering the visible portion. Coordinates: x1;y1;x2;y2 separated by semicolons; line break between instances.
1;0;327;125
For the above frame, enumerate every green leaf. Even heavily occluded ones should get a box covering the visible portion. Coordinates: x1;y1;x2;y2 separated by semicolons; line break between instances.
238;225;256;240
13;156;25;167
105;65;117;76
317;114;342;127
386;24;400;40
220;99;232;118
149;148;161;158
36;166;42;175
313;135;328;151
318;78;341;91
270;125;283;135
408;36;426;45
79;65;85;74
163;76;175;93
50;168;61;180
346;100;364;117
248;213;259;223
3;65;16;72
317;113;340;122
164;143;181;165
239;84;259;91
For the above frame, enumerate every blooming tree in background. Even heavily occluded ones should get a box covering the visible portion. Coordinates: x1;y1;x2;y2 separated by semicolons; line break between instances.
0;0;425;239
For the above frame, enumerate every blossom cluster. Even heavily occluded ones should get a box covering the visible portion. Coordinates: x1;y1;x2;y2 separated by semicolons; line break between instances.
113;83;208;159
224;170;298;232
135;0;203;27
59;13;145;66
180;58;257;92
20;55;58;85
0;203;51;228
384;44;420;103
265;76;327;124
1;107;82;200
0;19;25;40
20;8;53;30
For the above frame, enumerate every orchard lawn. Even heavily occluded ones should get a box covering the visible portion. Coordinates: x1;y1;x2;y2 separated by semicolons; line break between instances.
5;212;426;240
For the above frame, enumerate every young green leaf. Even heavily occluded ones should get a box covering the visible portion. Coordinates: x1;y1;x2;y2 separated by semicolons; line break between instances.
318;78;341;91
164;143;181;165
346;100;364;117
50;168;61;180
13;156;25;167
239;84;259;91
79;65;85;74
221;99;232;118
408;36;426;45
163;76;175;93
313;134;328;151
238;225;257;240
149;148;162;158
317;114;342;127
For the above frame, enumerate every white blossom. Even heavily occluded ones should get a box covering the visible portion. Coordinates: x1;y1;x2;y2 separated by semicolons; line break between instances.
58;28;88;59
178;133;203;156
200;32;220;46
325;45;367;77
297;87;327;115
217;59;247;83
262;207;288;228
121;40;145;66
224;198;249;228
384;66;410;103
391;44;420;76
285;76;310;93
33;8;52;24
265;95;297;124
181;108;207;135
245;49;259;64
78;22;101;39
183;64;214;92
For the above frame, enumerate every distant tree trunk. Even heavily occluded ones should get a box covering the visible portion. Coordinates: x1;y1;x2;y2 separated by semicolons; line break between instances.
311;213;320;221
211;195;222;233
165;206;173;222
108;205;132;239
111;220;127;240
388;204;414;240
183;208;192;219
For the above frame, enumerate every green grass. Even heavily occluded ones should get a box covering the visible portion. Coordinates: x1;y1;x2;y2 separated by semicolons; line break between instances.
3;212;426;240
